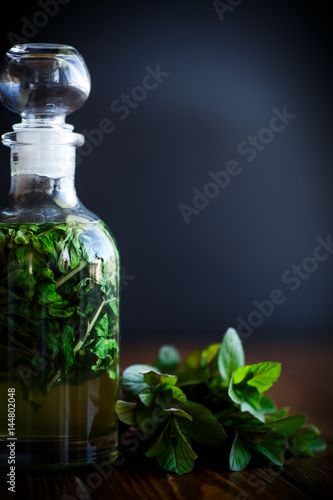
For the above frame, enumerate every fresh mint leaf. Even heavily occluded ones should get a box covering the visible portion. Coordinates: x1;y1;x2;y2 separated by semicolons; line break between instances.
265;407;290;422
180;401;227;445
241;384;261;410
270;414;307;438
222;411;272;443
136;399;170;435
255;438;284;466
240;401;265;423
228;373;244;405
161;408;193;420
151;419;197;474
240;427;273;444
121;364;152;397
201;343;221;367
116;400;137;425
288;424;325;456
184;349;202;369
140;369;178;387
138;386;160;407
259;394;277;414
229;432;251;471
177;366;210;387
145;420;170;457
117;330;325;475
228;374;264;421
308;435;327;453
218;328;245;383
233;362;281;393
161;384;188;405
221;411;262;427
155;345;181;374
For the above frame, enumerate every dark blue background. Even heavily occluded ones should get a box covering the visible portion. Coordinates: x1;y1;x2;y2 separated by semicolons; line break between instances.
0;0;332;348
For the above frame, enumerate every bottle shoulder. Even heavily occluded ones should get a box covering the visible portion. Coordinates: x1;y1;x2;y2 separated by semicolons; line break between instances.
0;198;97;224
0;218;119;264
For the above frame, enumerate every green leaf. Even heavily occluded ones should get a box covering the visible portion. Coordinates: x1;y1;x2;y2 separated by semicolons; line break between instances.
229;433;251;471
259;394;277;414
48;301;74;317
228;374;264;421
233;362;281;393
180;401;227;445
240;428;273;444
37;283;63;304
155;345;181;374
141;369;178;387
38;267;55;282
115;400;137;425
240;401;265;423
241;384;261;409
61;325;75;374
109;299;117;315
218;328;245;383
136;402;160;433
145;421;170;457
201;343;221;366
148;419;197;474
0;230;6;246
228;373;243;405
14;229;32;245
308;435;326;453
161;408;193;420
39;233;57;255
184;349;202;369
138;386;160;407
288;424;325;456
121;364;152;397
94;313;109;337
177;366;210;386
91;338;117;359
265;407;290;422
255;438;284;465
270;414;307;438
222;411;261;427
161;384;188;405
222;411;273;442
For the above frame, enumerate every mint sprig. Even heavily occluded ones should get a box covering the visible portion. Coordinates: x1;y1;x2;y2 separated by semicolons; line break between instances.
116;328;326;474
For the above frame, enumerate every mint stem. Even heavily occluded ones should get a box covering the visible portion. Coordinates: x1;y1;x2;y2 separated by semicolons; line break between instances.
45;298;115;392
73;298;115;355
55;261;88;288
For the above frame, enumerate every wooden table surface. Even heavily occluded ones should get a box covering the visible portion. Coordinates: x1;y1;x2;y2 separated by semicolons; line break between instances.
1;339;333;500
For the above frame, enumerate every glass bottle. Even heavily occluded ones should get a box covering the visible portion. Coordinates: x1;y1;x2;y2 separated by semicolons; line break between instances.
0;44;119;470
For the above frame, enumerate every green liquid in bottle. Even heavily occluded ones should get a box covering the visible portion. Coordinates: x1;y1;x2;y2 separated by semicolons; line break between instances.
0;220;119;469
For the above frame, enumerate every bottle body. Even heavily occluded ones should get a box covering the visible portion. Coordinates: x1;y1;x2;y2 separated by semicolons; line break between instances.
0;213;119;470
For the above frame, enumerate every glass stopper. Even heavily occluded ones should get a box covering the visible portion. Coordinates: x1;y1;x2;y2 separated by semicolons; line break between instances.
0;43;91;126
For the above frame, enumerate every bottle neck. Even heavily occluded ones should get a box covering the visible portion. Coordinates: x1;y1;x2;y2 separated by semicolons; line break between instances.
3;128;83;210
9;150;77;209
